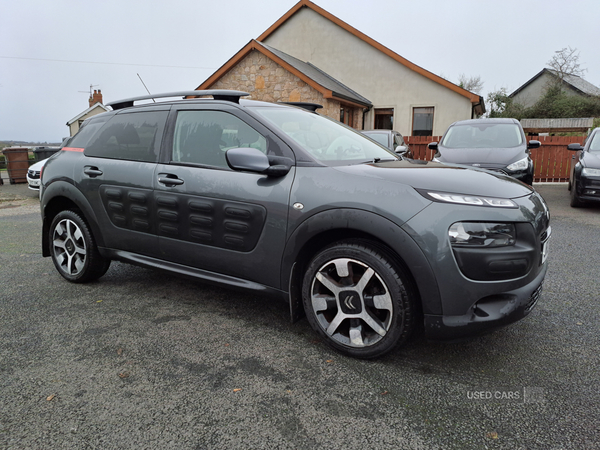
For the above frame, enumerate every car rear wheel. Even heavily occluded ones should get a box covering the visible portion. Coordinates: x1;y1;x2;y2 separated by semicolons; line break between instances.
50;210;110;283
302;240;415;358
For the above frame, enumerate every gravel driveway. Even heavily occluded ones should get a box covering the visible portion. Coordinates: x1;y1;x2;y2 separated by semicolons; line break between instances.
0;183;598;449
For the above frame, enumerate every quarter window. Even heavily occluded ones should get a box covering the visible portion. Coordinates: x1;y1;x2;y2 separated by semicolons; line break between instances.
172;111;267;168
394;133;405;147
84;111;168;162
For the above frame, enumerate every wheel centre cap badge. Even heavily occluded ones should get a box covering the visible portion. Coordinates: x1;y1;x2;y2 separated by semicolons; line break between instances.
339;290;362;314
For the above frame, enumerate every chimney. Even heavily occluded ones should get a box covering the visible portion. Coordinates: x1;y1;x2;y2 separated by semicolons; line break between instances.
89;89;103;107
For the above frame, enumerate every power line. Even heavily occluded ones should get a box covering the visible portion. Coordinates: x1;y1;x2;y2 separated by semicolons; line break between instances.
0;55;216;70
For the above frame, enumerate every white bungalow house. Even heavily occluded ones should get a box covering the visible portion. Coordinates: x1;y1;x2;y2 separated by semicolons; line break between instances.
196;0;484;136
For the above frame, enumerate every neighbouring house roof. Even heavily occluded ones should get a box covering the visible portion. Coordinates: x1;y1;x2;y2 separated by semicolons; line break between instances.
66;102;109;126
256;0;484;111
510;68;600;98
521;117;595;133
196;39;372;108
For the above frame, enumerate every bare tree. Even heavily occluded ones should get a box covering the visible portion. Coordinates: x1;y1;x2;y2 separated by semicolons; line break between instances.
457;74;484;94
547;47;587;80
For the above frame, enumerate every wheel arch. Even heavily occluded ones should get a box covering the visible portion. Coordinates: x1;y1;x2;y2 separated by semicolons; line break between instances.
42;181;104;257
283;208;442;322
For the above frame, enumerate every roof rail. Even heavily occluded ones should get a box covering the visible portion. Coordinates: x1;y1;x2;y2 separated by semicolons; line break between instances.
106;90;250;110
280;102;323;112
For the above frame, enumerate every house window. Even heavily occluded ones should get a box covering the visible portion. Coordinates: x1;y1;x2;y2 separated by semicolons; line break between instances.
412;107;434;136
374;108;393;130
340;107;355;128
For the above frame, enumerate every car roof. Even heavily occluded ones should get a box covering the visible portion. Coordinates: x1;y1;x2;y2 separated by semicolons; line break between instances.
362;130;393;134
451;118;519;127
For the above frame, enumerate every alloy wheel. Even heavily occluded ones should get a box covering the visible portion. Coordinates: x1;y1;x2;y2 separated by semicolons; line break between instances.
52;218;88;276
309;257;393;348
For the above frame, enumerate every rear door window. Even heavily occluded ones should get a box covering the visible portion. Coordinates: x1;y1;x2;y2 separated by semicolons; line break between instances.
84;111;168;162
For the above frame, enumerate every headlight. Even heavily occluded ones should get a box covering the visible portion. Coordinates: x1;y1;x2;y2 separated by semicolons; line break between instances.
449;222;516;248
424;191;517;208
507;157;529;171
582;168;600;177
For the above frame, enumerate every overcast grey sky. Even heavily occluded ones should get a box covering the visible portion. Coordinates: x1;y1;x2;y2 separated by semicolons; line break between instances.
1;0;598;142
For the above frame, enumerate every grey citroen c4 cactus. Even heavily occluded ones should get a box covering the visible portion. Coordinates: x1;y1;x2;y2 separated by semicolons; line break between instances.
40;91;550;358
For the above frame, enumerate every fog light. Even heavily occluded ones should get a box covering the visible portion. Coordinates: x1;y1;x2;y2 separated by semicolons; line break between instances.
449;222;516;248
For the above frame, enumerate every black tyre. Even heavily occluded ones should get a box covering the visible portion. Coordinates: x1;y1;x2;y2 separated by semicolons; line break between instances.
570;179;584;208
49;210;110;283
302;240;415;358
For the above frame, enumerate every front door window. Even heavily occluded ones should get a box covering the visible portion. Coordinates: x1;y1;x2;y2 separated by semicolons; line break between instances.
172;110;267;168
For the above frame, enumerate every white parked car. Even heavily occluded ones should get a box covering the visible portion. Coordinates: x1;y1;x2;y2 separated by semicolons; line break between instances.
27;158;48;191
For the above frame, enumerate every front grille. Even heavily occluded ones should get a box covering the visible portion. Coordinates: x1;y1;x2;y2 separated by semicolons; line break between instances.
28;170;41;179
525;283;543;312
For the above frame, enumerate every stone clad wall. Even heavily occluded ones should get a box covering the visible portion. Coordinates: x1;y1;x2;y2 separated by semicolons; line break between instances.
211;50;342;122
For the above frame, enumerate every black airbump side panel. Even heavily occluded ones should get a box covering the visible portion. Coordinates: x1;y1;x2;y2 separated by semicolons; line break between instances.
100;186;155;234
156;194;266;252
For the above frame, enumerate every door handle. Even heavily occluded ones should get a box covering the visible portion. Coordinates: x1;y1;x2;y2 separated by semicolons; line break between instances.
158;174;184;186
83;166;103;177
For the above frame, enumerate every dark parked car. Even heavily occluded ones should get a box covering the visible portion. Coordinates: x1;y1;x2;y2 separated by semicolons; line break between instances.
567;127;600;207
361;130;411;157
40;91;550;358
429;118;540;185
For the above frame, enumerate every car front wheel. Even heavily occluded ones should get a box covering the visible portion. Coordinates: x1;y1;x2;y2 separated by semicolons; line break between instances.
302;240;415;358
49;210;110;283
570;179;584;208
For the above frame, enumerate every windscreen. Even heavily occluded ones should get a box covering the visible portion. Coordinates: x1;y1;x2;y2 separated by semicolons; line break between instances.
249;106;398;165
441;123;524;149
589;132;600;152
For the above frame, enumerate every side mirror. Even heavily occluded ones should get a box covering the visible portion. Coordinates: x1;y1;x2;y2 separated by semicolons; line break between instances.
226;147;292;177
567;143;584;151
395;145;408;155
527;140;541;149
428;142;438;150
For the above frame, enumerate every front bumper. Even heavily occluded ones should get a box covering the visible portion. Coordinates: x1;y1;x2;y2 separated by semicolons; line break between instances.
26;177;40;190
27;170;41;191
423;263;546;340
576;173;600;202
402;188;550;340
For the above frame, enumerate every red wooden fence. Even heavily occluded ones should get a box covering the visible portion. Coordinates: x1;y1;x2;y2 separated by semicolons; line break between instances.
404;135;582;182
